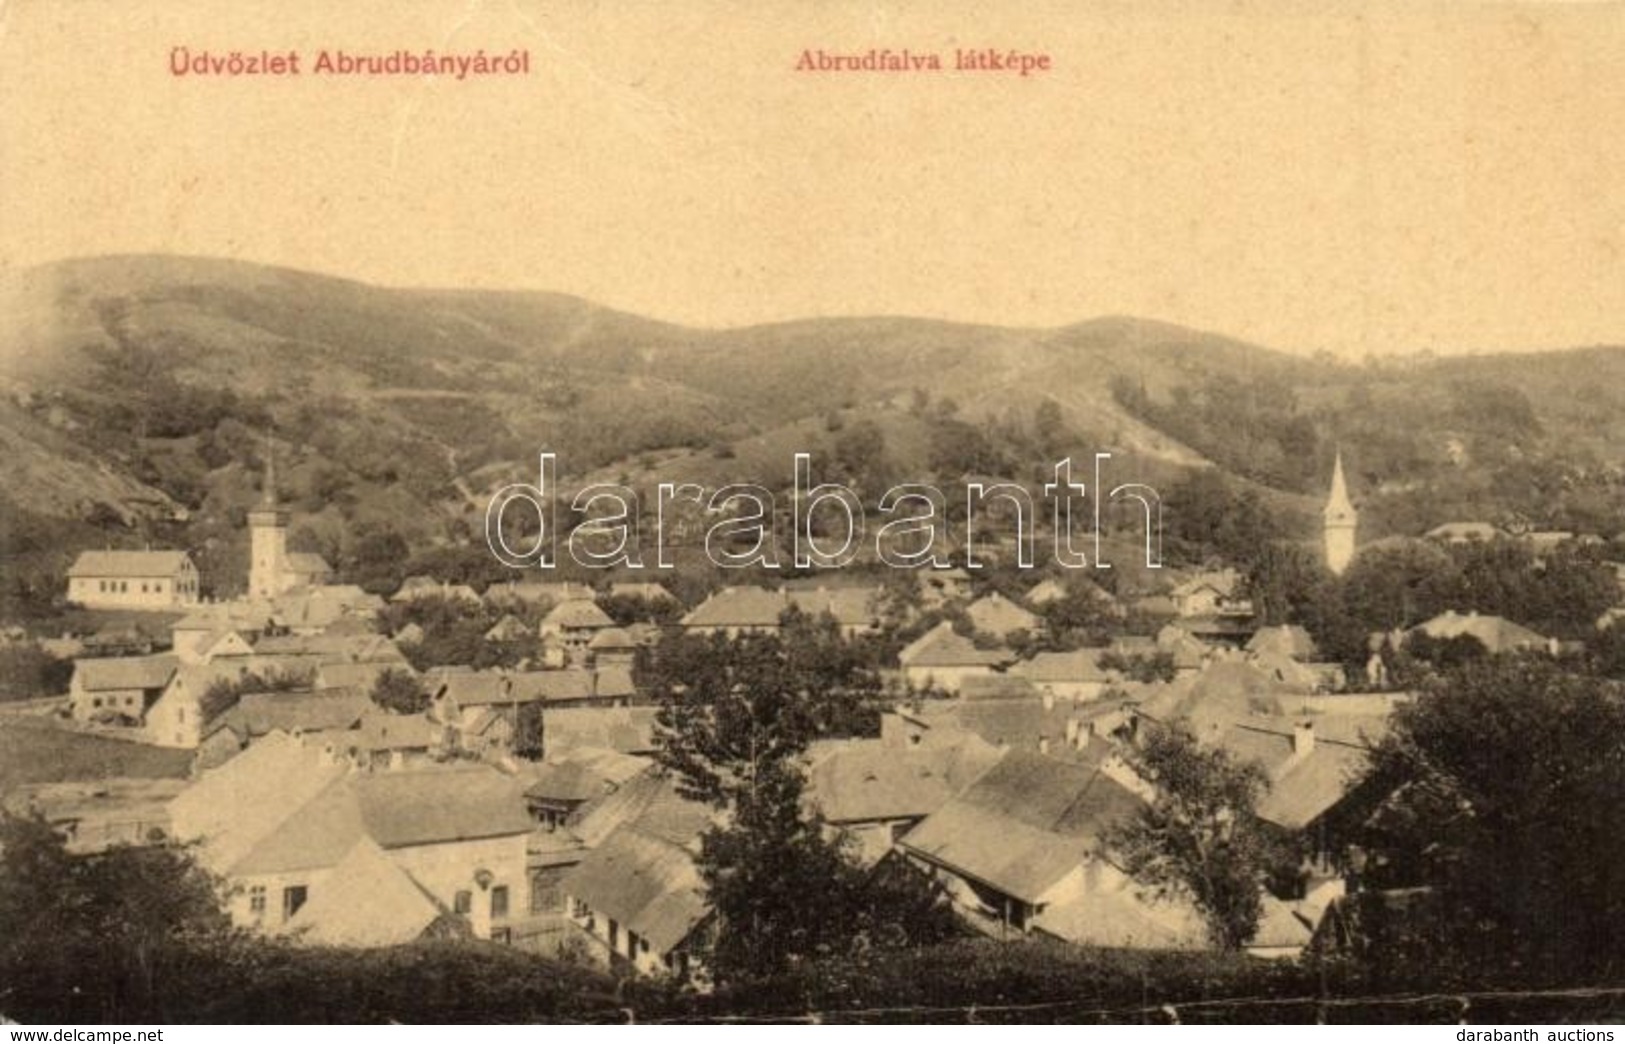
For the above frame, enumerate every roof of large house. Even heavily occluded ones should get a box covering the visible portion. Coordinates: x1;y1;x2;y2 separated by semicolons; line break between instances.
255;632;403;664
73;653;178;692
543;600;615;630
965;592;1040;636
68;550;194;578
1036;881;1209;950
282;837;446;946
1170;569;1242;600
214;689;372;740
428;667;635;707
485;581;596;606
568;767;718;853
1412;611;1549;654
608;581;677;603
804;737;1003;825
224;762;535;877
1134;660;1298;736
560;827;710;953
899;749;1145;903
169;732;352;875
1245;625;1318;662
1011;650;1113;686
1425;521;1506;543
680;586;791;630
587;626;637;651
898;621;1010;669
1214;719;1379;830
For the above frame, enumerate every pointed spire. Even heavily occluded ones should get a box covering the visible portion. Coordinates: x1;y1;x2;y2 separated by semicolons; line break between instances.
261;432;277;509
1324;451;1355;522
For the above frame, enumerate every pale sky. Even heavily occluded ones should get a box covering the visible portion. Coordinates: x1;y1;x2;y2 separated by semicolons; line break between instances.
2;0;1623;356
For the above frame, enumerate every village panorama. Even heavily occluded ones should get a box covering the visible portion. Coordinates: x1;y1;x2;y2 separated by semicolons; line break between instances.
3;260;1625;1025
482;452;1163;571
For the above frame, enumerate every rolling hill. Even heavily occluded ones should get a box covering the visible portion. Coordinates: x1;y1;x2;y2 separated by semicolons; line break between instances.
1;253;1622;607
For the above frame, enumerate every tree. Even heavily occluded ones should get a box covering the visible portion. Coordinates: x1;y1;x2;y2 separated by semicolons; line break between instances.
650;617;955;982
1360;657;1625;975
0;812;233;1021
369;667;430;715
1107;723;1284;950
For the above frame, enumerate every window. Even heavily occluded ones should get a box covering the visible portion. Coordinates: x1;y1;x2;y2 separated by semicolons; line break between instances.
249;886;266;918
608;918;619;949
454;890;472;915
490;885;509;920
282;885;308;921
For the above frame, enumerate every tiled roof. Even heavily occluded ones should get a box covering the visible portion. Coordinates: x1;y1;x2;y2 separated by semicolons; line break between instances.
899;749;1144;903
282;837;445;946
216;689;371;739
560;827;709;953
73;653;178;692
804;737;1002;824
899;621;1010;669
68;550;193;578
1011;650;1112;685
543;600;614;630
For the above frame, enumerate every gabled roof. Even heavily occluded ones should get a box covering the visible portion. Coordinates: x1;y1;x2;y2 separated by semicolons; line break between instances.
216;689;371;740
1245;625;1317;662
428;667;634;707
485;581;596;606
1214;719;1377;830
898;749;1144;903
1011;650;1112;685
804;737;1002;824
68;550;193;578
350;765;535;847
608;582;677;603
680;586;791;630
1036;881;1208;950
170;732;351;875
73;653;178;692
560;827;710;953
587;626;636;651
1170;568;1242;600
898;621;1010;669
283;837;446;947
543;600;614;630
348;709;443;753
1412;611;1548;654
785;586;882;628
1425;521;1505;543
964;592;1040;636
570;766;718;848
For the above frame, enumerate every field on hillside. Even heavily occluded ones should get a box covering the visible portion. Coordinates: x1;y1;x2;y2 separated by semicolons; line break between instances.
0;715;193;794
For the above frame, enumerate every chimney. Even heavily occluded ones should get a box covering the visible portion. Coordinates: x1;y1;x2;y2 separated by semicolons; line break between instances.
1038;736;1050;755
1064;718;1081;745
1042;689;1055;711
1293;720;1315;757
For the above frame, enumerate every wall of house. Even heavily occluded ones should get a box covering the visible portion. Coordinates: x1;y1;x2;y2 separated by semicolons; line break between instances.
389;833;529;940
230;867;337;931
69;683;148;722
145;689;201;748
68;574;196;611
564;896;674;976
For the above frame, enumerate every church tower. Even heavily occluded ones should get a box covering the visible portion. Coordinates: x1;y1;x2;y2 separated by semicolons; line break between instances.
1323;452;1358;576
247;438;289;599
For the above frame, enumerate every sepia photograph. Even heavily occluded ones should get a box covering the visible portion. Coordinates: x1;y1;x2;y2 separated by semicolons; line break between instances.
2;0;1625;1030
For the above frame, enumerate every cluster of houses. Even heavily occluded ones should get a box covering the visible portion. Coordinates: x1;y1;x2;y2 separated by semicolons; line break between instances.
15;457;1625;985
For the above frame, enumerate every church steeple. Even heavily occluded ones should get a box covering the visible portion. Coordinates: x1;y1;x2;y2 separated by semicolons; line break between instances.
1323;451;1358;576
247;433;290;599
